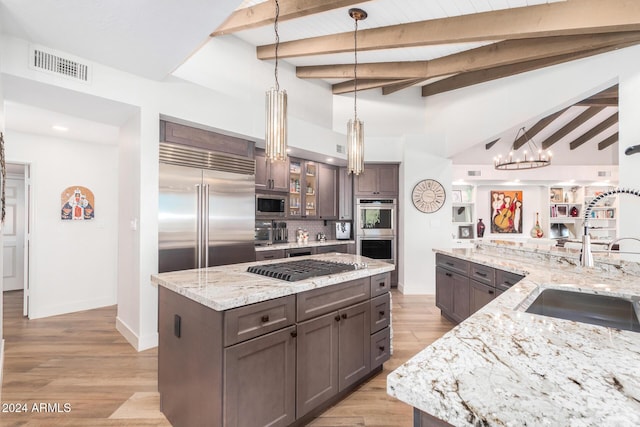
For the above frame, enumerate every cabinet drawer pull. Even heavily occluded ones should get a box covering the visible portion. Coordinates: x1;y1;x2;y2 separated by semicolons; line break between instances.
379;310;385;317
446;262;454;266
475;272;487;277
504;281;513;286
378;345;385;351
488;290;495;295
445;272;452;277
335;315;341;322
341;313;348;319
261;315;270;323
290;331;297;338
264;255;275;259
379;281;386;287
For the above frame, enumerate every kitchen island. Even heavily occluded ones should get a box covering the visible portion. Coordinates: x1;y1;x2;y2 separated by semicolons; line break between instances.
152;253;394;427
387;242;640;426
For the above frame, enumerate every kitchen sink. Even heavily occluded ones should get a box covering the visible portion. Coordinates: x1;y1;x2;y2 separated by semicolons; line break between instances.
525;289;640;332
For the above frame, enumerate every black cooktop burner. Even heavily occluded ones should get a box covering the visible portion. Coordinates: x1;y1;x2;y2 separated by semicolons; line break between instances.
247;259;356;282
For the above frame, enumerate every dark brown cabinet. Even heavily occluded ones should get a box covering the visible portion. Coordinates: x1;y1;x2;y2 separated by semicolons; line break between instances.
338;167;353;220
159;272;391;427
354;164;399;197
255;149;289;193
435;253;524;323
315;244;349;254
255;249;286;261
289;159;318;218
318;163;338;219
224;326;296;427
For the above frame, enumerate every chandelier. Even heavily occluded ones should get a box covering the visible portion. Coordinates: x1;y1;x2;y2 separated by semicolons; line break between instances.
346;8;367;175
494;126;552;170
265;0;287;161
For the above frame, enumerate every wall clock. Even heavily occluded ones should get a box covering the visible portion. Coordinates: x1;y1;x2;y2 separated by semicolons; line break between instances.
412;179;446;213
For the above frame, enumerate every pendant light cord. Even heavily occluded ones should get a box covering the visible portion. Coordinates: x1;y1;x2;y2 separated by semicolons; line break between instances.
274;0;280;92
353;18;358;120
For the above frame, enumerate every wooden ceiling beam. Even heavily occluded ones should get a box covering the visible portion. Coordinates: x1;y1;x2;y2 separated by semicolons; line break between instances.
485;139;500;150
296;32;640;79
212;0;371;36
421;45;633;98
598;132;619;150
574;97;619;106
569;112;619;150
331;79;410;94
381;79;426;95
541;106;606;149
258;0;640;59
513;109;569;150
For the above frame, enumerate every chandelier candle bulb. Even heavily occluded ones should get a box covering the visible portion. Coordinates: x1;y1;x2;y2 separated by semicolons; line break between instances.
495;126;551;170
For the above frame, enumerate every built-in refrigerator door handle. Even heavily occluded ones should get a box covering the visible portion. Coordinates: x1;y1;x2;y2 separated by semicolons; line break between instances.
196;184;203;268
203;184;210;267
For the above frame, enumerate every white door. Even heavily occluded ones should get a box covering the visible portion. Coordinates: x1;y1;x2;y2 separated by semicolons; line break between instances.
3;176;25;292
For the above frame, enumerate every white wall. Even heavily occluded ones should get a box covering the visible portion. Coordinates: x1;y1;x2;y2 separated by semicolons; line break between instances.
0;49;5;389
5;130;119;318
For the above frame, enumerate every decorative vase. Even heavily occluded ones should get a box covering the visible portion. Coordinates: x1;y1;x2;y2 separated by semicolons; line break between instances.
476;219;485;238
530;212;544;238
570;206;579;217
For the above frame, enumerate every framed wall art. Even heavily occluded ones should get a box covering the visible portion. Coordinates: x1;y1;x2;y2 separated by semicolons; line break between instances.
61;186;95;220
491;190;523;234
458;225;473;239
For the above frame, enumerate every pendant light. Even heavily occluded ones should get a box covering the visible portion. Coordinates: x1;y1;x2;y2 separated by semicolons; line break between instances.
265;0;287;162
494;126;552;170
347;8;367;175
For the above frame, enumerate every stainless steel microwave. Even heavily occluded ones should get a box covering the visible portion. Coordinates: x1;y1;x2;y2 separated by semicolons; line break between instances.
256;194;286;218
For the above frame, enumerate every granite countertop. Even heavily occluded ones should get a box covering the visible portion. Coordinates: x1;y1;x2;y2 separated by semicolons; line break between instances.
151;253;393;311
387;242;640;426
255;239;354;252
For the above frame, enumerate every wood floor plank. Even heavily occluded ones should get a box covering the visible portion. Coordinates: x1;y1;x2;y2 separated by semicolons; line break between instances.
1;289;453;426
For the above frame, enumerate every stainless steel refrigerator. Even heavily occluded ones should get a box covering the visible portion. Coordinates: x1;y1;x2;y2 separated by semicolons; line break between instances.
158;143;256;273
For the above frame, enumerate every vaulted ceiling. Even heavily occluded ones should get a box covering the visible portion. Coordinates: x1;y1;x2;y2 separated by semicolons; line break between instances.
215;0;638;158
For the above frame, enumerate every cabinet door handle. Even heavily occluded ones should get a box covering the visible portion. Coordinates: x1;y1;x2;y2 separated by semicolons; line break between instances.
488;290;495;295
174;314;181;338
341;313;348;319
290;331;297;338
378;345;385;351
445;272;452;277
379;310;385;317
335;315;341;322
446;262;454;267
379;281;386;287
261;315;270;323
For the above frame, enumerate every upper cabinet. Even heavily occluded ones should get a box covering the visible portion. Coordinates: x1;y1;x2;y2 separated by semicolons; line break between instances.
289;159;318;219
255;149;289;193
161;121;254;159
354;164;399;197
318;163;338;220
338;168;353;220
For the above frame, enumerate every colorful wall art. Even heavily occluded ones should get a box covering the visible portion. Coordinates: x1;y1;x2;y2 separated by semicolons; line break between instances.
61;186;95;220
491;190;523;234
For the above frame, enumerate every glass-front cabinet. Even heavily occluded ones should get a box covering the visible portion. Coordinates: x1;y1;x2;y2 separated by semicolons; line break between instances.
289;159;317;218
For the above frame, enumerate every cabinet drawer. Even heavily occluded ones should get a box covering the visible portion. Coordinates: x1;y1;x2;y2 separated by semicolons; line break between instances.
255;249;285;261
436;254;469;276
297;278;371;322
495;269;525;291
370;328;390;369
370;293;390;334
224;295;296;346
370;272;391;298
470;263;495;286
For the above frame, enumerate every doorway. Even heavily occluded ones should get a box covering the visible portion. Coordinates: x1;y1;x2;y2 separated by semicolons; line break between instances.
2;163;31;316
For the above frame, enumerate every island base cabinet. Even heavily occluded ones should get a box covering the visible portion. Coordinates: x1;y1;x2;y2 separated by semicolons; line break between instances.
224;326;296;427
338;301;371;391
469;280;496;315
370;328;390;369
296;313;339;418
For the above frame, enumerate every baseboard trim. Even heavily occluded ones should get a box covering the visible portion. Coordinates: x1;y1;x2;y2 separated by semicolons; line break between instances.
29;296;116;320
116;317;158;352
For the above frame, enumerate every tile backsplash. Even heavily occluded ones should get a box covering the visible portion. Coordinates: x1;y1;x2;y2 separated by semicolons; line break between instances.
286;220;346;242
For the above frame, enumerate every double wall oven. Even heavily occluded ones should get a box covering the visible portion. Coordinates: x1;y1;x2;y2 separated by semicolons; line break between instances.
356;198;396;272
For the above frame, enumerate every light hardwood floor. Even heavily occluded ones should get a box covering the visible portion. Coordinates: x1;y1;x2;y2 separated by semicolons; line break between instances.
1;290;453;426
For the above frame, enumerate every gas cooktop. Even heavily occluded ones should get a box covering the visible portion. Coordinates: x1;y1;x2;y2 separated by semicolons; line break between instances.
247;259;357;282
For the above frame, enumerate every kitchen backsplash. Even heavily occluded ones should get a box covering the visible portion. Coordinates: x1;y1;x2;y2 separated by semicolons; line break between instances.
286;220;336;242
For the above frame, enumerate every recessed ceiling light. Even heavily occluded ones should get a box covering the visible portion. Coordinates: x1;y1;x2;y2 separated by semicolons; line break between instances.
326;158;334;163
52;125;68;132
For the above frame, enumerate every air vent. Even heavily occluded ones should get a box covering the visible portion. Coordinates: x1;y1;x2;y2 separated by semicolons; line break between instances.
336;144;345;154
467;170;481;176
597;171;611;177
159;142;255;175
30;46;90;82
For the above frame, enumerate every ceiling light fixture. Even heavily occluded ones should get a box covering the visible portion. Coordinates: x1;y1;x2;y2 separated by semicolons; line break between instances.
347;8;367;176
494;126;552;170
52;125;68;132
265;0;287;162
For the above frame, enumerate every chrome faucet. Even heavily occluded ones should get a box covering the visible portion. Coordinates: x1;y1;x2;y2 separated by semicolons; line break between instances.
581;188;640;267
607;237;640;252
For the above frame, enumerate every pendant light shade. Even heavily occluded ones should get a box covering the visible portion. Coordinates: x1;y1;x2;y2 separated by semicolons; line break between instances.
347;8;367;175
265;87;287;161
347;118;364;175
265;0;287;162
